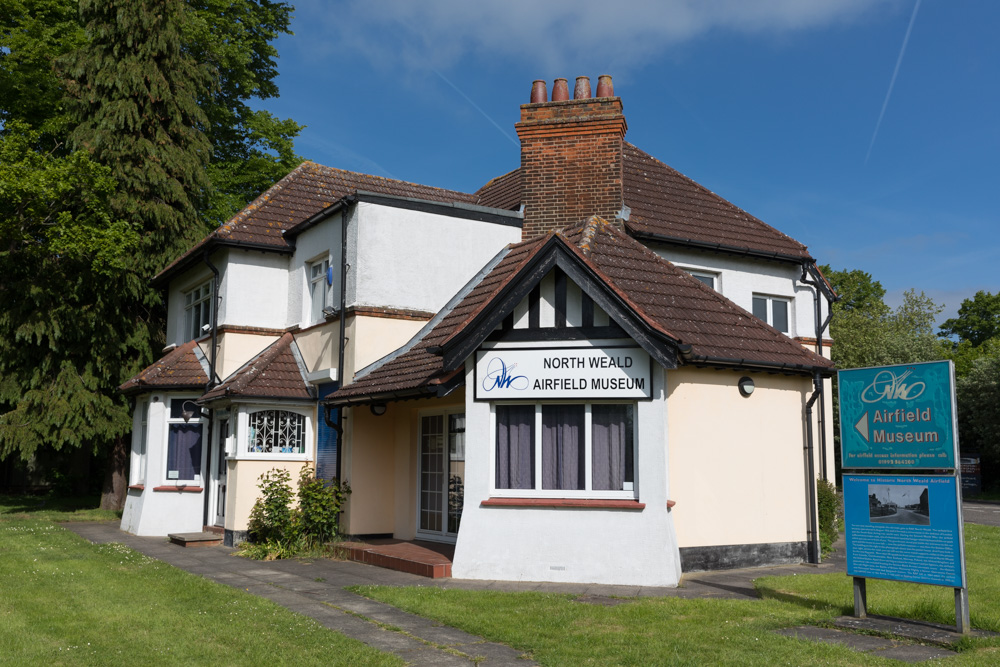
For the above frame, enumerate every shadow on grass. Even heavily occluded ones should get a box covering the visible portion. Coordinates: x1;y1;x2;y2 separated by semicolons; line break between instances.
755;585;852;616
0;493;122;521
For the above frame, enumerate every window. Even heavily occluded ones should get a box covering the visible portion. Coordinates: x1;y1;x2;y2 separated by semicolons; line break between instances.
130;400;149;485
247;410;306;454
495;403;635;496
184;281;212;340
309;258;331;323
165;399;202;483
686;270;718;290
752;294;790;334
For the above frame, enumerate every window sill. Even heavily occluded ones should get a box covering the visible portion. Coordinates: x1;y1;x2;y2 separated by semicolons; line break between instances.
152;485;203;493
481;498;645;510
128;484;144;491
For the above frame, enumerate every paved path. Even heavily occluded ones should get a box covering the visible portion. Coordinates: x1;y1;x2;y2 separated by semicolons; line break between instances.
963;500;1000;527
65;523;967;664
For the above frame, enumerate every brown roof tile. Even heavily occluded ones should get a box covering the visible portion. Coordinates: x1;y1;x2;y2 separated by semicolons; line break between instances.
199;333;314;402
119;340;210;394
326;218;831;405
157;162;480;281
473;143;812;260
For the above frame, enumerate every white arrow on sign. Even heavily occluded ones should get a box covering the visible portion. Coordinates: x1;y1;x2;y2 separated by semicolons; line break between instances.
854;411;870;442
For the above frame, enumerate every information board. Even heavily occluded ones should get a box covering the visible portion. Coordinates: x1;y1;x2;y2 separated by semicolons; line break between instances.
843;474;965;588
838;361;958;469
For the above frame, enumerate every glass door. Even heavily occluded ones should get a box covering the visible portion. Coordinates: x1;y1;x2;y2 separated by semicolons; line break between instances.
417;412;465;541
211;418;229;527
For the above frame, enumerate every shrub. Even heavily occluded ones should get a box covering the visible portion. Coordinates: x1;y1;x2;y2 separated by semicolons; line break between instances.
817;478;841;556
242;465;351;559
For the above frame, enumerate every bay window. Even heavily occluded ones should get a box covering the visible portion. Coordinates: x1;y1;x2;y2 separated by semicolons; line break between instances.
247;409;306;454
165;399;203;483
494;403;635;496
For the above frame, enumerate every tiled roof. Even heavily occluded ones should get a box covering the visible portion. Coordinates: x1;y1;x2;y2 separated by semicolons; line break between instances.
326;217;831;405
472;142;812;260
199;333;314;402
119;340;210;394
475;168;522;211
157;162;480;281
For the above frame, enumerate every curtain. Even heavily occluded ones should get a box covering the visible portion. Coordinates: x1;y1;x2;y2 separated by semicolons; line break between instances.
496;405;534;489
167;423;203;481
592;405;631;490
542;405;585;490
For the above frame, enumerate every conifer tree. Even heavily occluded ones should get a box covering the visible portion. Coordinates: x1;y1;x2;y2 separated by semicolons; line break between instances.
63;0;214;273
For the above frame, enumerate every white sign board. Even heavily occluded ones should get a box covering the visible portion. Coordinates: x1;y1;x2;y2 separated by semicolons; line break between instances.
475;347;652;400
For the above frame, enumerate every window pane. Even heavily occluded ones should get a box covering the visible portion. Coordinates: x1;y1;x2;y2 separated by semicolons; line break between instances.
496;405;535;489
693;274;715;289
420;415;444;532
541;405;585;490
592;405;633;490
248;410;305;454
166;423;202;481
772;299;789;333
752;296;768;322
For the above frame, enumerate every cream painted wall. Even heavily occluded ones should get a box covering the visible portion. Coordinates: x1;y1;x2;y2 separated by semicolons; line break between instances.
295;321;338;374
224;459;310;532
341;405;398;536
215;332;279;379
350;315;427;379
666;367;812;548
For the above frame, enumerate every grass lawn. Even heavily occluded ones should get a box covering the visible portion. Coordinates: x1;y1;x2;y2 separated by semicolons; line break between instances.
356;524;1000;666
0;495;400;666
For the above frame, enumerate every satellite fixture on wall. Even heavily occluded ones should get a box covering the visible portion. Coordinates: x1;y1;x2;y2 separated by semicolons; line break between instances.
322;306;340;318
326;266;334;286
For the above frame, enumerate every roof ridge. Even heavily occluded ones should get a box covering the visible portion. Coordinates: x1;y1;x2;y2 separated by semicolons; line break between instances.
311;163;477;201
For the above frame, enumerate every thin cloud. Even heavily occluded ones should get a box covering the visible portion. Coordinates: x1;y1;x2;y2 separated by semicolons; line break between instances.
865;0;921;165
294;0;891;73
433;70;519;147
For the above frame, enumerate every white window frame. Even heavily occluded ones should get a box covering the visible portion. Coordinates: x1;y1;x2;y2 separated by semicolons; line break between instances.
162;396;204;485
489;401;637;500
685;269;719;291
752;294;792;334
415;408;466;540
238;405;313;461
308;256;332;324
183;281;213;340
129;399;149;486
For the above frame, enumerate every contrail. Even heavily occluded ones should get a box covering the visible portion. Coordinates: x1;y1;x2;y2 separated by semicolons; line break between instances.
434;70;519;148
866;0;921;165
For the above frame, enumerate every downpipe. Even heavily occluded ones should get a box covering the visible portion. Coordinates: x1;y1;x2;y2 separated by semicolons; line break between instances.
805;372;823;564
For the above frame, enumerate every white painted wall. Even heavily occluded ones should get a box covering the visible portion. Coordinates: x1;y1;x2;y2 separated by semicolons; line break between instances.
650;245;830;341
452;355;682;587
349;202;520;314
220;250;289;329
120;393;207;536
288;214;343;329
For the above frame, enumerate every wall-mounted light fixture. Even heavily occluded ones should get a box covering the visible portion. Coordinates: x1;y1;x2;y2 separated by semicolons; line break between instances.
738;376;755;397
370;403;387;417
181;400;209;423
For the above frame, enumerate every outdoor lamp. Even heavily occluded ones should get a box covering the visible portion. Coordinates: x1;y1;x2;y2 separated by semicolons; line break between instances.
738;376;755;397
181;400;207;422
370;403;387;417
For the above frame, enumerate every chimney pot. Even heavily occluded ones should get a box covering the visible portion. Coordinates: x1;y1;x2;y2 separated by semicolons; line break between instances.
596;74;614;98
574;76;592;99
530;80;547;104
552;78;569;101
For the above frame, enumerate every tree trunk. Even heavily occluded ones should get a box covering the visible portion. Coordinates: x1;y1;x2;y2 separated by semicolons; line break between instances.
99;434;128;511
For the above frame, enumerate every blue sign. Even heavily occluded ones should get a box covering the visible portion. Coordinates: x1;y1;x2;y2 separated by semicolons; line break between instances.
838;361;957;469
843;474;965;587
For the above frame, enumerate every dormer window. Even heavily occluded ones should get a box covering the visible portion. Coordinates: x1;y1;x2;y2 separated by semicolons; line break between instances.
184;281;212;340
309;257;332;323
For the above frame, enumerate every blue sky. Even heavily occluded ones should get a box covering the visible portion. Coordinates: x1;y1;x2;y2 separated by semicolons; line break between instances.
257;0;998;326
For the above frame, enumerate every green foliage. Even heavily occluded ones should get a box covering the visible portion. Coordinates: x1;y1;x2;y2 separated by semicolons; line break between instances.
816;478;840;556
247;467;294;544
940;290;1000;347
956;347;1000;466
245;465;351;558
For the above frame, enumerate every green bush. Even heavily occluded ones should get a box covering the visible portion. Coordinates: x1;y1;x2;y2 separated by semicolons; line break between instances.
817;478;841;556
242;465;351;559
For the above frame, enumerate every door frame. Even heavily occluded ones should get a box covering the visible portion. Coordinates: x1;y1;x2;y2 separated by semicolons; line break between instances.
414;407;465;543
208;413;230;528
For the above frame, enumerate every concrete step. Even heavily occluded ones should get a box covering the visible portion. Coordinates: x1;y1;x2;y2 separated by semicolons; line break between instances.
168;531;223;548
339;541;452;578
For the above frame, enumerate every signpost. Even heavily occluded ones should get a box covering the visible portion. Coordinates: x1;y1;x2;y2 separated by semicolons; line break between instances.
838;360;968;633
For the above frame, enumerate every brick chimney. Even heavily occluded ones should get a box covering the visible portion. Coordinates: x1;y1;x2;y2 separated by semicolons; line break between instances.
516;75;627;241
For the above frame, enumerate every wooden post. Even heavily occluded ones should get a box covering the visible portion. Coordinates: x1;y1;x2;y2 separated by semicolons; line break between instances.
853;577;867;618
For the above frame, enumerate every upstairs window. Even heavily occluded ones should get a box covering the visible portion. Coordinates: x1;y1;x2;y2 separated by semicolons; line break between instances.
309;258;331;323
686;270;718;291
184;281;212;340
752;294;790;334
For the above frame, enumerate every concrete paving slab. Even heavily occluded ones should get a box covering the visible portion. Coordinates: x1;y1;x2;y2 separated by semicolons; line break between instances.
875;644;959;663
832;614;998;645
776;626;897;652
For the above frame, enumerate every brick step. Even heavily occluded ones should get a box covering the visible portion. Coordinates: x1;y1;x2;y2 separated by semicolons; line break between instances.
168;531;223;548
339;541;452;578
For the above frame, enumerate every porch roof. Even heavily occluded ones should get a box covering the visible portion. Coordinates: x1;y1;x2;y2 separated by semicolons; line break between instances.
119;340;211;395
199;333;315;403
